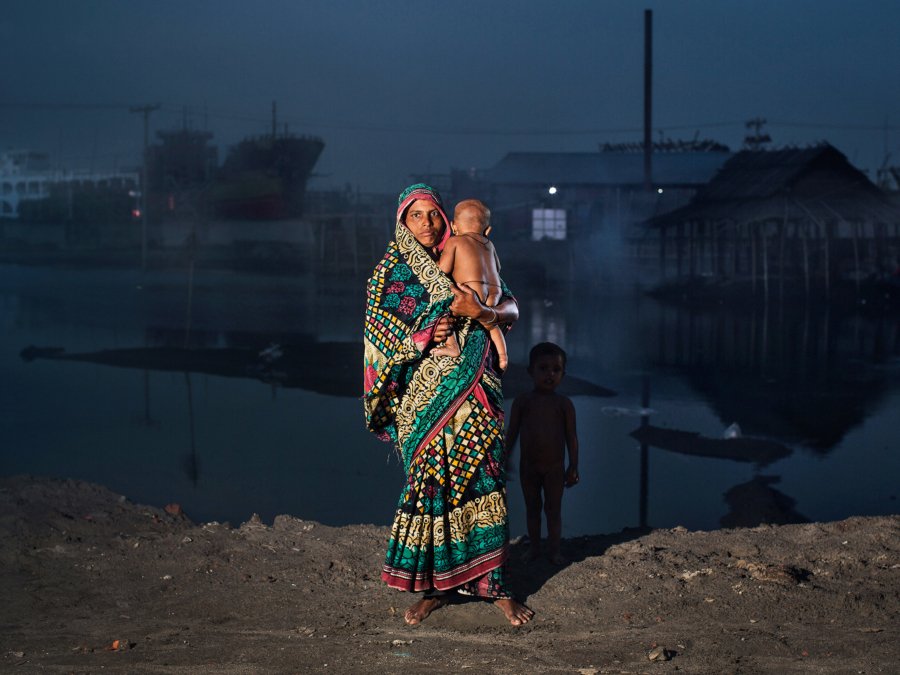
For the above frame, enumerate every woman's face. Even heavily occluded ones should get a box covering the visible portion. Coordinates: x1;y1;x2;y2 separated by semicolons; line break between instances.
404;199;445;249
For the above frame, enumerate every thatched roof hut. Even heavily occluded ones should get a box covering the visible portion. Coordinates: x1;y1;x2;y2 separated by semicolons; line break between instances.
645;144;900;297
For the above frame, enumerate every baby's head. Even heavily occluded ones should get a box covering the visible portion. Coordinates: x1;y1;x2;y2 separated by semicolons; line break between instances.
453;199;492;236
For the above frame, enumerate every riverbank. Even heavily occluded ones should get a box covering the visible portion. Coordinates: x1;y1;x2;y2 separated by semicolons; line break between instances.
1;475;897;673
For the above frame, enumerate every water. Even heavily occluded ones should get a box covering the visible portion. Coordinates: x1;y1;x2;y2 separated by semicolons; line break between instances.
1;263;898;537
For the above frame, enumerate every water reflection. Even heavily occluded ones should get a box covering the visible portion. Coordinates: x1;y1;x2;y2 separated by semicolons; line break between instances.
1;265;898;534
650;301;896;450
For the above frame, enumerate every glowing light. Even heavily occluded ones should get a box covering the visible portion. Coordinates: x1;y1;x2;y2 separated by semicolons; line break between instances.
132;209;142;218
657;188;664;194
548;186;558;195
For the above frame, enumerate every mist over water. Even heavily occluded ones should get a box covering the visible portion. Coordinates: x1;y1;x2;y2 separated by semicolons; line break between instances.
1;263;898;537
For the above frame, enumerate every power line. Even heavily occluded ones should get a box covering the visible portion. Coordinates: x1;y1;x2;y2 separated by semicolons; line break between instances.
2;101;898;136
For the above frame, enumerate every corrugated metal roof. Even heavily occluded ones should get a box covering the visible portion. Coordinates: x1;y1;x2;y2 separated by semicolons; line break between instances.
485;151;731;187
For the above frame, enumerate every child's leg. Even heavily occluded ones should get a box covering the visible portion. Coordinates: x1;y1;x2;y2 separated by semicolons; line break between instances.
519;468;543;559
542;466;566;563
431;331;460;358
489;325;508;371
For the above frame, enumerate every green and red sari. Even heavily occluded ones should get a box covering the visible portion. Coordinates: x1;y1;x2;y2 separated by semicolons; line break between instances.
364;212;512;598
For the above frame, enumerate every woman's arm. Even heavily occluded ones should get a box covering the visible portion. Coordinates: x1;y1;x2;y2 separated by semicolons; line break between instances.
449;284;518;327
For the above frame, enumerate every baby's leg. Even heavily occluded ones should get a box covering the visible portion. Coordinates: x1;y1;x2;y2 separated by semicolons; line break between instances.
543;466;566;564
489;325;508;371
519;468;543;560
431;331;460;358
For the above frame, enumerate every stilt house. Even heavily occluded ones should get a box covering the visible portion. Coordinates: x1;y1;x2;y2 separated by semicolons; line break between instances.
644;144;900;297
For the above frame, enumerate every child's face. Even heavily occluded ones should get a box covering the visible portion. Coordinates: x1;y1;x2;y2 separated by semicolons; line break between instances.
452;206;488;235
528;354;565;392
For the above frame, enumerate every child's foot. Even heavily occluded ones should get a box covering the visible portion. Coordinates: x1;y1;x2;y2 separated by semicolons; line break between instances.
548;552;568;566
494;598;534;626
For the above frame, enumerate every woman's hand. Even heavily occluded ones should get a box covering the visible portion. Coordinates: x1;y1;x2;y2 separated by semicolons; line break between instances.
449;283;489;321
450;283;518;326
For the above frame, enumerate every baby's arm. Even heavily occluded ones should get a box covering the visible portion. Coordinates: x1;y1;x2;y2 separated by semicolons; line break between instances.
438;238;457;276
562;396;580;487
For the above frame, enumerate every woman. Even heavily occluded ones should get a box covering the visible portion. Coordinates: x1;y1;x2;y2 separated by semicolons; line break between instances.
363;183;533;626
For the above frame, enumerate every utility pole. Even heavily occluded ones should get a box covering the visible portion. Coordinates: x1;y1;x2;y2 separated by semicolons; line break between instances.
130;104;160;270
643;9;653;192
743;117;772;151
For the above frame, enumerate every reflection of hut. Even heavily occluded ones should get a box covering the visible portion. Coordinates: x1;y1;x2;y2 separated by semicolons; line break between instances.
644;144;900;297
649;303;893;450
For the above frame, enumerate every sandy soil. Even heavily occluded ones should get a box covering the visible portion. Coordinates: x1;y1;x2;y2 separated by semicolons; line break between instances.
1;475;897;674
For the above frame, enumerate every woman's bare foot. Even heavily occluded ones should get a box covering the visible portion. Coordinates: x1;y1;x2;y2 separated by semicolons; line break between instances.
404;596;449;625
494;598;534;626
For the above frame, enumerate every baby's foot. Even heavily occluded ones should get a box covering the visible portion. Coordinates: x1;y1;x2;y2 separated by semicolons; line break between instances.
432;334;460;358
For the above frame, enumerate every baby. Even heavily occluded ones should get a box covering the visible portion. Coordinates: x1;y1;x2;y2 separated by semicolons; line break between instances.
432;199;508;371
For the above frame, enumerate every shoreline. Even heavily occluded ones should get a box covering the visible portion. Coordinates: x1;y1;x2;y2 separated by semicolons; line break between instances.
2;474;898;673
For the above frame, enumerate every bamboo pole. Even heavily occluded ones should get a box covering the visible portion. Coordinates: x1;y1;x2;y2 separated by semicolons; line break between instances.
780;201;788;302
750;222;757;294
761;222;769;300
802;220;810;297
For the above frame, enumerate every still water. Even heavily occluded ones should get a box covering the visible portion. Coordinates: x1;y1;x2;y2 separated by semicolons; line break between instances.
1;263;898;537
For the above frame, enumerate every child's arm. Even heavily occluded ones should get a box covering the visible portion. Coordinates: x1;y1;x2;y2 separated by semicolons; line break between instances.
505;396;523;458
563;396;580;487
438;238;456;276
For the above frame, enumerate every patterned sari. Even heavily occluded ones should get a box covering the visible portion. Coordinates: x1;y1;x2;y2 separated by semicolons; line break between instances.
364;218;512;597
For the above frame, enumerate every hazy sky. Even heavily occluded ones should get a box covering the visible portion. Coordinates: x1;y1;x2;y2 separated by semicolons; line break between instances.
2;0;900;193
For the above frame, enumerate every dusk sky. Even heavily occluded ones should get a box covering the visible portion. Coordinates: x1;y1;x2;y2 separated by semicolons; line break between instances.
3;0;900;193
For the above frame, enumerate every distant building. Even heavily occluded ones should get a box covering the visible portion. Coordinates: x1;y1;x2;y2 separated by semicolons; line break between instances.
448;143;732;287
0;150;138;221
644;144;900;297
0;149;140;249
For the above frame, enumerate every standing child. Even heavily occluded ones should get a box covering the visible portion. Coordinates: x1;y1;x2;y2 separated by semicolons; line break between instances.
431;199;508;371
506;342;580;564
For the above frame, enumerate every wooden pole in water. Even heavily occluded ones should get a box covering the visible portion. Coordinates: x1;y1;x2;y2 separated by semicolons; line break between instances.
779;202;788;303
802;221;810;297
762;222;769;300
130;103;160;271
750;223;757;295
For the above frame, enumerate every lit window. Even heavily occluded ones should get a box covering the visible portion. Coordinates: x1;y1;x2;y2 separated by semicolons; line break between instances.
532;208;567;241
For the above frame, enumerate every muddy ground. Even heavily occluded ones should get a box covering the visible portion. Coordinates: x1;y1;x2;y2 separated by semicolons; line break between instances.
1;475;897;674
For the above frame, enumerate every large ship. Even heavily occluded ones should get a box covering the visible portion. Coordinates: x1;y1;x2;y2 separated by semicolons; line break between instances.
147;105;324;222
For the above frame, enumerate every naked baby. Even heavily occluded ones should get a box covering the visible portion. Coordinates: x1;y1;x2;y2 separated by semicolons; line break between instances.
432;199;508;371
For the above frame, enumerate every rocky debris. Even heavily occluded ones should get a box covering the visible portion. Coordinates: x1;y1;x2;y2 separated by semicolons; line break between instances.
648;645;672;661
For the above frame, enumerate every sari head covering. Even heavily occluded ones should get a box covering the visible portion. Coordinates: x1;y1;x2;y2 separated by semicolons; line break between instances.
396;183;451;253
363;185;515;595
